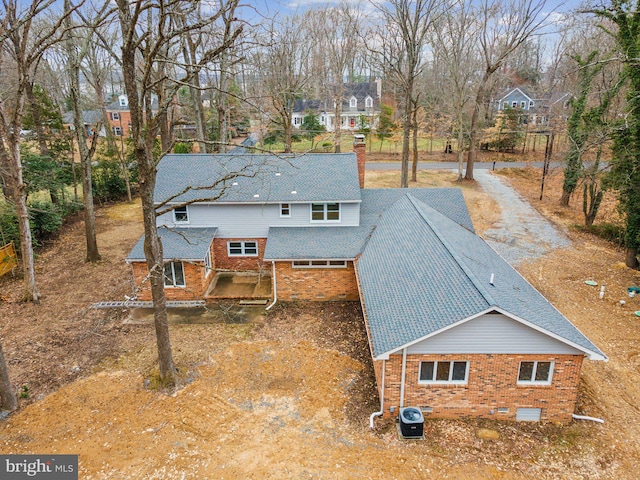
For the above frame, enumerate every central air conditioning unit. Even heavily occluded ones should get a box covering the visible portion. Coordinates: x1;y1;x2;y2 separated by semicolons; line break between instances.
399;407;424;438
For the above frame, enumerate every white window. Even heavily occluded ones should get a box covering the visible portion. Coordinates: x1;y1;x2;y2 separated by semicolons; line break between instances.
173;205;188;223
350;97;357;108
112;126;122;136
110;112;120;121
293;117;302;126
512;101;518;108
163;262;185;288
227;241;258;257
292;260;347;268
365;96;373;108
520;101;526;108
503;102;509;109
280;203;291;217
419;361;469;384
119;96;128;106
204;250;212;275
310;203;340;222
517;361;553;385
529;101;535;108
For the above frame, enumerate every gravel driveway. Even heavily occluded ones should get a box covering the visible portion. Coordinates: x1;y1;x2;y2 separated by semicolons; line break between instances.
474;170;571;265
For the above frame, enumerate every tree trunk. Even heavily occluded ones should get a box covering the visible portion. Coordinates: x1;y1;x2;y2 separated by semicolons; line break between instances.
117;0;177;386
466;80;486;181
400;88;412;188
0;140;12;200
411;105;418;182
334;92;342;153
65;6;101;263
7;142;40;303
626;247;639;269
0;339;17;412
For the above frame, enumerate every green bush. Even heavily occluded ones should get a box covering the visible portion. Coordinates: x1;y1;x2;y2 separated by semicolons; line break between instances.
92;160;127;203
0;202;20;246
174;142;191;154
28;200;64;246
575;222;625;244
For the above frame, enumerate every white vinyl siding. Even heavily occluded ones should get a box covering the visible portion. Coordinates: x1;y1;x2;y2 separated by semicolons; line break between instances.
406;314;583;355
157;202;360;236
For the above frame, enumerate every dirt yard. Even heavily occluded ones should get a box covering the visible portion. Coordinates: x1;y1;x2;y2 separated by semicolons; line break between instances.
0;163;639;479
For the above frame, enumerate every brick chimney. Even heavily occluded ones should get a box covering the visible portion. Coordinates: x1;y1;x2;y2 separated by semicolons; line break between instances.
354;134;366;189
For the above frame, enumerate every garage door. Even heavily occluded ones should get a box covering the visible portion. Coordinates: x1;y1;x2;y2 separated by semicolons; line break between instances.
516;408;541;422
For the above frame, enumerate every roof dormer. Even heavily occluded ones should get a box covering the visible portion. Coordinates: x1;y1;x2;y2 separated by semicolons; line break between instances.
349;96;357;109
118;94;129;107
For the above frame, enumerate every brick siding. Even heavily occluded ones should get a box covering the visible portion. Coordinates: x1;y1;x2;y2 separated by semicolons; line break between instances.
375;353;583;423
130;242;215;301
274;261;360;301
213;238;267;271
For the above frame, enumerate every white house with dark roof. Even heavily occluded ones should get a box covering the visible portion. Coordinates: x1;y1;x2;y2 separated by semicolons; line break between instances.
126;137;606;424
292;80;381;132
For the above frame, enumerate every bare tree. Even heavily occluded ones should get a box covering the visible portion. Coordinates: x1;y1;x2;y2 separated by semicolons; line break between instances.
318;2;362;153
63;0;111;263
114;0;243;385
432;0;480;181
465;0;554;180
370;0;442;188
255;14;311;153
0;0;75;302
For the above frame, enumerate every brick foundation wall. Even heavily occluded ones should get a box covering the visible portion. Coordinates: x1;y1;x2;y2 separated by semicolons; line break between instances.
274;261;360;301
213;238;267;271
376;353;584;423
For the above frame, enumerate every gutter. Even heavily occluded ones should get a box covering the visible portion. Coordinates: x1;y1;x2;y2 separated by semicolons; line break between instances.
369;359;385;429
265;261;277;310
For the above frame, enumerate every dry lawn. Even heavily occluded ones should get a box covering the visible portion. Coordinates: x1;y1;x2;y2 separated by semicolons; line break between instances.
0;165;638;479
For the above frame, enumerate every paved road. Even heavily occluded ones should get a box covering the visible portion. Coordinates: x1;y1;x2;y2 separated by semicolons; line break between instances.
366;161;563;170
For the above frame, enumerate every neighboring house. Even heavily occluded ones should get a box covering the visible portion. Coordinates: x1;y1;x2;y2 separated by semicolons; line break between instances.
62;110;105;137
126;137;606;424
292;80;381;132
495;87;571;127
105;94;160;138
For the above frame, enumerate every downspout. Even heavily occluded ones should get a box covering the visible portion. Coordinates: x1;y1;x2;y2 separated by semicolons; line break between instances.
572;414;604;424
399;348;407;409
369;359;385;429
265;261;277;310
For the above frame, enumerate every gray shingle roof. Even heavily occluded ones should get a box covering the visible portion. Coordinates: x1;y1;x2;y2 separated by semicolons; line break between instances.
154;153;361;204
126;227;217;262
356;194;606;361
263;188;474;260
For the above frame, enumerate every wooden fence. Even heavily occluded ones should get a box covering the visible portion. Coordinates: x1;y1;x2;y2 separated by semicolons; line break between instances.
0;242;17;277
